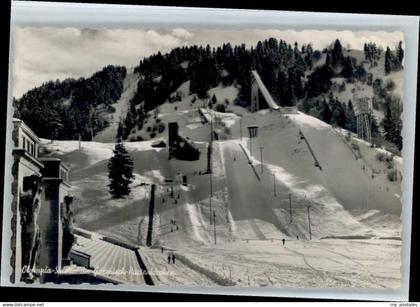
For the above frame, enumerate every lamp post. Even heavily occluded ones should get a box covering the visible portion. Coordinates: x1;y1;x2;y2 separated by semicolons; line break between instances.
206;97;213;174
213;211;217;245
306;204;312;240
146;184;156;247
259;146;264;174
273;174;277;197
240;117;243;142
247;125;259;161
289;193;292;224
207;97;213;225
209;167;213;225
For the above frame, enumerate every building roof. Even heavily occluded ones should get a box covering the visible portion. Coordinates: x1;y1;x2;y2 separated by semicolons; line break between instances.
13;118;41;143
39;157;62;161
71;232;146;285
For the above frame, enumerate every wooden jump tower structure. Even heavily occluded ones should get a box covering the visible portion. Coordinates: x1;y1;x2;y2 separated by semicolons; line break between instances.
355;97;373;143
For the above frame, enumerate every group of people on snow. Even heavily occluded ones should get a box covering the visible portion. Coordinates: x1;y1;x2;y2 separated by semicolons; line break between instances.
167;254;176;264
161;247;177;264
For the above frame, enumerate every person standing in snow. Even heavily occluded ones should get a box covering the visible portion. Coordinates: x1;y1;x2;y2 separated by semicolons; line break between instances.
167;255;171;264
172;254;176;264
161;247;164;253
282;238;285;246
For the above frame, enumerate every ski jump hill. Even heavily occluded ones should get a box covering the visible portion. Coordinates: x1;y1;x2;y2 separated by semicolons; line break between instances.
41;70;401;251
251;70;298;114
251;70;400;216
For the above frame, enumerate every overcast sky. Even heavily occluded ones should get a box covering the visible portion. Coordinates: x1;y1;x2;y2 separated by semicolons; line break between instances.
12;27;403;98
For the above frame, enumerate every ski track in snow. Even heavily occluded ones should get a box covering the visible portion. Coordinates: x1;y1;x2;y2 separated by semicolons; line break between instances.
284;245;328;283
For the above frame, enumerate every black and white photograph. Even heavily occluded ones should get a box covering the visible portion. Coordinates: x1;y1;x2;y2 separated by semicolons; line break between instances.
1;1;419;302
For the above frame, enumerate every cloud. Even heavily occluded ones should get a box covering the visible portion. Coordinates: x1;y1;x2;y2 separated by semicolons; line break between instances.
12;27;188;98
11;27;403;98
171;28;194;39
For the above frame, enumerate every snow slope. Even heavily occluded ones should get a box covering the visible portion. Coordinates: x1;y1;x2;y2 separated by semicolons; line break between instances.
216;110;400;241
39;85;401;288
290;112;401;215
126;81;239;141
94;68;139;143
41;107;401;245
177;238;401;288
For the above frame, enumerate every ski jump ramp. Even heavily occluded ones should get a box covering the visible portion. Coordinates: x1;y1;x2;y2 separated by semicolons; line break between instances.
250;70;297;114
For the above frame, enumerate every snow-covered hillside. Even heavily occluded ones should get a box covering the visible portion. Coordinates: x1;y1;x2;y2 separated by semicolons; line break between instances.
125;80;239;142
94;68;139;142
41;107;401;239
38;56;402;287
330;49;403;125
40;104;402;287
40;84;402;286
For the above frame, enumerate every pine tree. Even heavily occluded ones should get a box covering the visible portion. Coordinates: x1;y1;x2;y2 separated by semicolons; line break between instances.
123;102;138;139
346;100;357;133
277;69;289;105
137;104;146;129
108;140;134;198
318;99;332;123
382;103;394;142
304;44;314;70
117;121;125;139
331;39;343;66
392;120;403;151
397;41;404;69
330;99;346;127
363;43;368;61
354;65;366;81
211;94;217;105
341;56;355;80
305;65;333;98
325;52;332;67
385;47;393;74
288;66;304;100
299;99;312;113
370;114;380;139
309;106;320;118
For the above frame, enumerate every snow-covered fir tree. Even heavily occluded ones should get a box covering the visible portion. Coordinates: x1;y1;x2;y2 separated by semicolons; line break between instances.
108;139;135;198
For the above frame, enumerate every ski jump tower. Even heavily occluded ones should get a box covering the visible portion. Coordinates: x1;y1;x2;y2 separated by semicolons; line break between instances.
355;97;373;143
251;70;281;112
